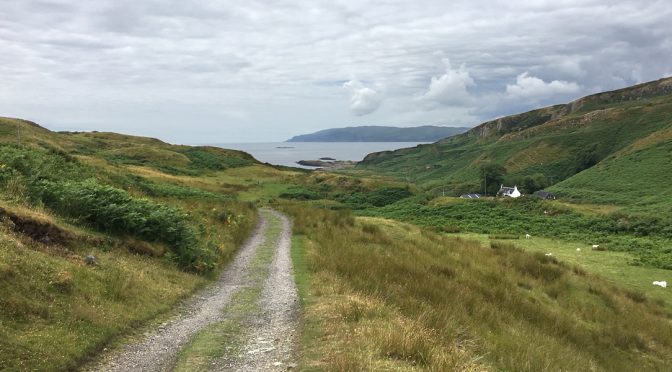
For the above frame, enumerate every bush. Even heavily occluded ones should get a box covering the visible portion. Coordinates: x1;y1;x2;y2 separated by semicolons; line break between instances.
32;178;213;272
336;187;413;208
279;187;321;200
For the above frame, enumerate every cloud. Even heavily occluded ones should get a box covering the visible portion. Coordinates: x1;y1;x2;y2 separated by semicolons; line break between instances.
418;60;475;107
343;80;381;116
506;72;580;99
0;1;670;142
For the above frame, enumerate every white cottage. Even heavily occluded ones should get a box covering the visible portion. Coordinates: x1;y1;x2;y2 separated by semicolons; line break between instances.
498;185;521;198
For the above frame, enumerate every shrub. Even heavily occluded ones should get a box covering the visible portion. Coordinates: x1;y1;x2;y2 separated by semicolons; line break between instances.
336;186;413;208
279;187;321;200
32;178;213;272
488;234;520;240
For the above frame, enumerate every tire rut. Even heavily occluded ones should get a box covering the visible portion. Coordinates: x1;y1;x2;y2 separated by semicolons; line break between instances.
89;211;274;372
217;209;299;371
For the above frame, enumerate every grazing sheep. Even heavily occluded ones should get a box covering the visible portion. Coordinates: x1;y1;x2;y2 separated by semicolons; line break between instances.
653;281;667;288
591;244;600;249
576;248;581;252
545;253;553;256
525;234;531;239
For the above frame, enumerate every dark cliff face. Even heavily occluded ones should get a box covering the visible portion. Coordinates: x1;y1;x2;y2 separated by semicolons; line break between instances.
462;77;672;140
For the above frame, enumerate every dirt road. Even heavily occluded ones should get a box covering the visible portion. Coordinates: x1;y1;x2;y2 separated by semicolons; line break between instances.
89;209;298;372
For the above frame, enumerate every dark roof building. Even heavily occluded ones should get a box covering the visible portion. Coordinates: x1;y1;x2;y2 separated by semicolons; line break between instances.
534;190;557;200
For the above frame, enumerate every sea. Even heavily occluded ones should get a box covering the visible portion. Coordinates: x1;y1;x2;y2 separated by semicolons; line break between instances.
209;142;428;168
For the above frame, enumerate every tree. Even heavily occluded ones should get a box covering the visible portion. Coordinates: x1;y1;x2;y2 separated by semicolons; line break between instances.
522;173;548;194
574;145;600;173
479;163;507;195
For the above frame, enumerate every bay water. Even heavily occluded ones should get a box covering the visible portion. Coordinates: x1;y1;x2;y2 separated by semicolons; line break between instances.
210;142;428;168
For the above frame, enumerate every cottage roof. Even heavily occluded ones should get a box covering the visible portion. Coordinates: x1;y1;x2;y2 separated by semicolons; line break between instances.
499;185;517;194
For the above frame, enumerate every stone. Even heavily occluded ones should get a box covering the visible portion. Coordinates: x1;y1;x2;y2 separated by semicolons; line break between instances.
84;255;97;265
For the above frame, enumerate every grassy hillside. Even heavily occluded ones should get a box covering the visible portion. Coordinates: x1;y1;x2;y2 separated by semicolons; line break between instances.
284;204;672;371
356;77;672;203
550;138;672;213
287;125;469;142
0;117;271;370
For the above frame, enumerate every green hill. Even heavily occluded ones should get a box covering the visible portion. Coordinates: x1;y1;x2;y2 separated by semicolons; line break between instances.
0;117;265;370
287;125;469;142
356;77;672;206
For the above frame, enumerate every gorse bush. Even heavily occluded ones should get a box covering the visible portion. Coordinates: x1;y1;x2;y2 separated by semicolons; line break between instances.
32;179;213;271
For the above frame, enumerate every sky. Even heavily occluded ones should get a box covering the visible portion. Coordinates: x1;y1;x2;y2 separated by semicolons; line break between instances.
1;0;671;143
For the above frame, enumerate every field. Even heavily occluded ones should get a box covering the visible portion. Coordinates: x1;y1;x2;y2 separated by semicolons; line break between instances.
282;204;672;371
455;233;671;305
356;196;672;270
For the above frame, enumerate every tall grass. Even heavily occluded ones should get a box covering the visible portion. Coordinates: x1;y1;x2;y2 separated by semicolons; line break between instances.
0;224;207;371
283;203;672;371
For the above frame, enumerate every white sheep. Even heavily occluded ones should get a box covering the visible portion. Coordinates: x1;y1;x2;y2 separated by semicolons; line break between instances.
545;253;553;256
591;244;600;249
576;248;581;252
525;234;531;239
653;281;667;288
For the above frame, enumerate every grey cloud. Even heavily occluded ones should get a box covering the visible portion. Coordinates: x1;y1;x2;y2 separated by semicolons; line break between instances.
0;0;670;142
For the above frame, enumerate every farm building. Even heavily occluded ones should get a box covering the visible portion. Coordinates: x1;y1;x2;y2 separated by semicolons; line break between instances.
534;190;557;200
498;185;521;198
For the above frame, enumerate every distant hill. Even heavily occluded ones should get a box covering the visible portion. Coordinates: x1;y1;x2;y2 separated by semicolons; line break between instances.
0;116;257;173
286;125;469;142
356;77;672;210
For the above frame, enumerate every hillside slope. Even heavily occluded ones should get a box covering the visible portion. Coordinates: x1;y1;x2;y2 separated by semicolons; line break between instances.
287;125;469;142
357;77;672;205
0;117;256;174
0;118;266;370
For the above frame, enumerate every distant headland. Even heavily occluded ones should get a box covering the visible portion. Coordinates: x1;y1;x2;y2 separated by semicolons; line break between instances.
286;125;469;142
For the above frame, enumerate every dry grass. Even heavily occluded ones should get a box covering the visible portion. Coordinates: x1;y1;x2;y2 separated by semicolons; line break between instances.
617;124;672;156
285;204;672;371
505;142;568;172
0;222;206;371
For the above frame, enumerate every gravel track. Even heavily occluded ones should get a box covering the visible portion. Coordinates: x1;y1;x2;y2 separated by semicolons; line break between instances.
218;209;299;371
88;209;297;372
